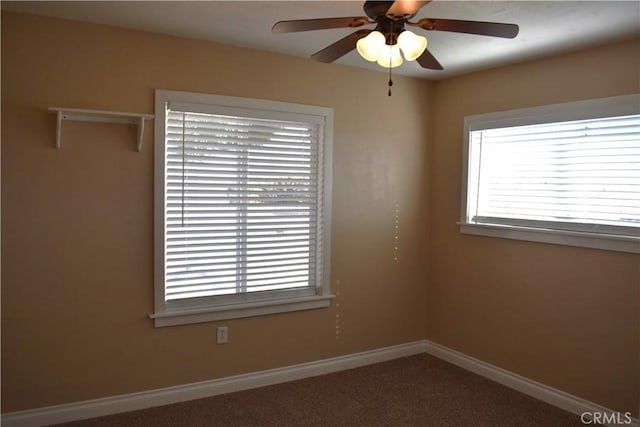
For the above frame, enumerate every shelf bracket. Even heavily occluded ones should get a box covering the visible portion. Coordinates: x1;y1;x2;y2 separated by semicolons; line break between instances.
49;107;154;152
56;110;62;149
137;116;145;152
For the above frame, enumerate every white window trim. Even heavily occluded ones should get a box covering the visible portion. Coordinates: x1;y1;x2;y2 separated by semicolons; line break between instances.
460;94;640;254
151;89;334;327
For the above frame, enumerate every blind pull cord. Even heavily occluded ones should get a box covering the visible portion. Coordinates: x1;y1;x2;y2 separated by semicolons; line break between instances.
181;112;186;227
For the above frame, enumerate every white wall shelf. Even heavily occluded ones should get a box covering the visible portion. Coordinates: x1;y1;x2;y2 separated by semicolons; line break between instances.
49;107;154;152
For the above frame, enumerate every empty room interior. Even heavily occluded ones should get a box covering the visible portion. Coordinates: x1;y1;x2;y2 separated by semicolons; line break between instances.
1;1;639;425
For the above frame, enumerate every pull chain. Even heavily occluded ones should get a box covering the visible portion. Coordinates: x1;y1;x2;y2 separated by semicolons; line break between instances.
388;29;393;96
388;61;393;97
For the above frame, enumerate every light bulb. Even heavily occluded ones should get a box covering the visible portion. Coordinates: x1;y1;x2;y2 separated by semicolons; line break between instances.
376;44;403;68
356;31;385;62
397;30;427;61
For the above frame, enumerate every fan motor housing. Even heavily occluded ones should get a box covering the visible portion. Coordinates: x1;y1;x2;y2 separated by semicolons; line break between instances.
364;0;411;44
364;1;393;19
364;0;417;21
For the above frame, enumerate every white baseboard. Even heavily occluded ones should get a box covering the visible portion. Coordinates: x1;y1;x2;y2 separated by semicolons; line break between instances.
423;340;639;427
3;339;637;427
1;341;425;427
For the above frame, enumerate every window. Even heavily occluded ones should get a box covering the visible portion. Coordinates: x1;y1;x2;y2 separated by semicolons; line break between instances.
152;90;333;326
461;94;640;253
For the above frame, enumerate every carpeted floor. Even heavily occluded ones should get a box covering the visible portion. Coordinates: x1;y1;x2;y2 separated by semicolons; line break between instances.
55;354;584;426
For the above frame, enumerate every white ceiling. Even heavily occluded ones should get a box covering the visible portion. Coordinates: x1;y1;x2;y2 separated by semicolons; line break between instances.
3;1;639;80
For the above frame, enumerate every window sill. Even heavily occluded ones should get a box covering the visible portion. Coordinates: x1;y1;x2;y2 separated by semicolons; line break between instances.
459;222;639;254
150;294;334;327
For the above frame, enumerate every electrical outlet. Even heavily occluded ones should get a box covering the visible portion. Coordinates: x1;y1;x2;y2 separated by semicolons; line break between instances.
216;326;228;344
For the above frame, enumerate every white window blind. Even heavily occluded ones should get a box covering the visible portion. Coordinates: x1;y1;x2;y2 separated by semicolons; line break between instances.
165;107;323;301
467;114;640;235
461;94;640;253
152;90;333;326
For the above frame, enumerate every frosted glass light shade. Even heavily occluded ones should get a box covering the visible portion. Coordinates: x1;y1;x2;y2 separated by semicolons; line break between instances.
397;30;427;61
356;31;386;62
376;44;403;68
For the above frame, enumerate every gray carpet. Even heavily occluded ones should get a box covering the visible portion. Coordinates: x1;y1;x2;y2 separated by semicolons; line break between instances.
55;354;584;426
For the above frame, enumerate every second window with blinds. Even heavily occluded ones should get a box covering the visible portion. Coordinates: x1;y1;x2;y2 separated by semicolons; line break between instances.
460;94;639;253
152;90;333;327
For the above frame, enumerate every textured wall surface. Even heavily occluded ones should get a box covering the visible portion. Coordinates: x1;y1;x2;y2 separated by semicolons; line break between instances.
1;12;431;412
428;38;640;415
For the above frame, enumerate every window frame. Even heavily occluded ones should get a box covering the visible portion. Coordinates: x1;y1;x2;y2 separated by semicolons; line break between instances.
151;89;333;327
460;94;640;254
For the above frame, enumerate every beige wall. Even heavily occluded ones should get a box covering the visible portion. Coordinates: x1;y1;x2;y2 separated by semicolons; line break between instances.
428;38;640;415
2;10;638;418
1;12;431;412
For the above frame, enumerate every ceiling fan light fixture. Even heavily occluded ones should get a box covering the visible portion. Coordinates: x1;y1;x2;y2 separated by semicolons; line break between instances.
376;44;403;68
273;0;520;73
356;30;385;62
397;30;427;61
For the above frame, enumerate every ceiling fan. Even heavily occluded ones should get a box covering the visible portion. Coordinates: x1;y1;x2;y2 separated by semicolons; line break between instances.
272;0;519;71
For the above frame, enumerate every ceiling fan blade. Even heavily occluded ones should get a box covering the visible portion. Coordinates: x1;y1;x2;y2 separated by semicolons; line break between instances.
386;0;431;19
410;18;519;38
416;48;443;70
311;29;372;63
272;17;371;33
